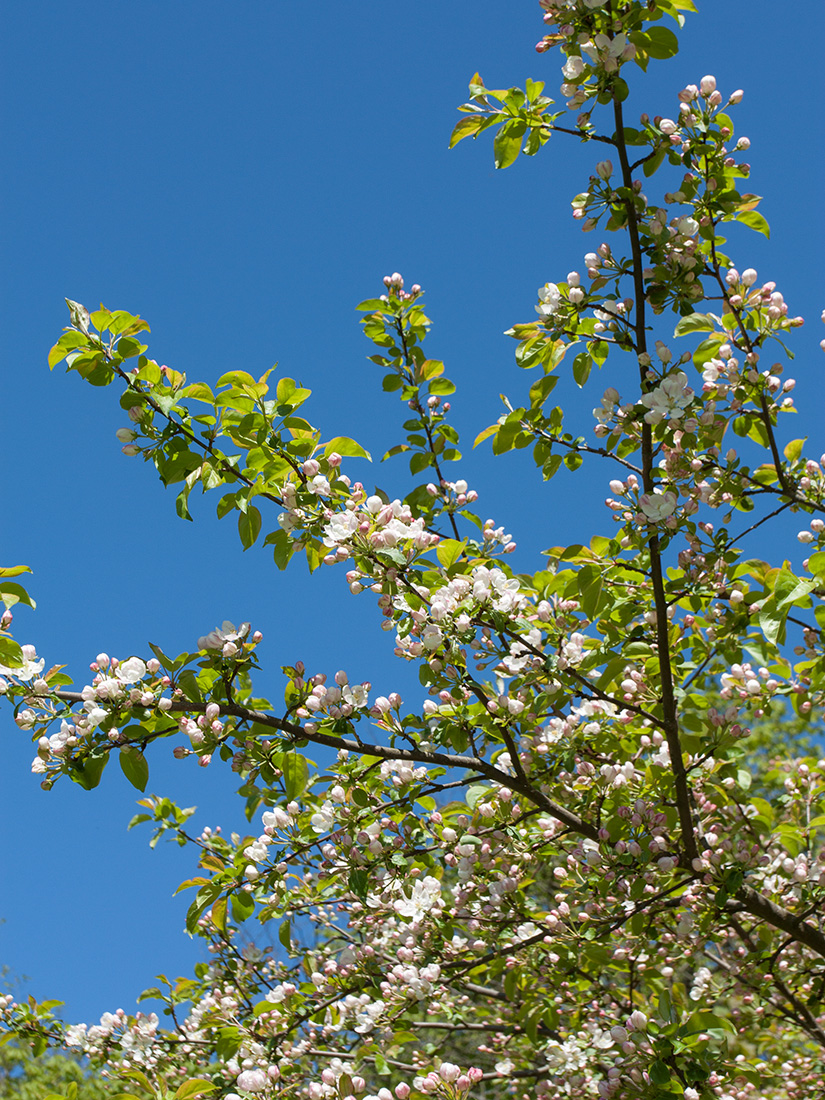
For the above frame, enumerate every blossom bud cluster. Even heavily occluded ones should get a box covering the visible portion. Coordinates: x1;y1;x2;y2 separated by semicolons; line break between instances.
295;669;378;726
380;272;423;304
426;478;479;509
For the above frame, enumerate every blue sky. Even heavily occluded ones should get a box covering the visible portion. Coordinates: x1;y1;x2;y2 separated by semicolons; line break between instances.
1;1;823;1025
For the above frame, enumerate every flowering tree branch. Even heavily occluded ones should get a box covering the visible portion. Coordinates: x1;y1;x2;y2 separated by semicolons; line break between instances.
3;2;825;1099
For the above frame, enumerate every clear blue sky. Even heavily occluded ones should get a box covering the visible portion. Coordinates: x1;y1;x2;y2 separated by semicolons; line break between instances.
1;1;823;1025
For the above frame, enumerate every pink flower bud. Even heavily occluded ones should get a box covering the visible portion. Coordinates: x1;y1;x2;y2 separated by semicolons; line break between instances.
439;1064;461;1084
237;1069;268;1092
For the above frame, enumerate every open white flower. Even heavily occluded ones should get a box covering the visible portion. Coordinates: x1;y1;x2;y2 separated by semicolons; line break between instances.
536;282;562;320
116;656;146;683
640;371;693;424
394;875;442;920
197;621;250;651
639;492;678;522
0;644;45;682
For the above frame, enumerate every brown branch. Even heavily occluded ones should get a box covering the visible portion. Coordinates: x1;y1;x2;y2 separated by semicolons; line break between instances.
727;916;825;1048
731;884;825;963
612;92;699;866
394;316;461;540
51;690;599;842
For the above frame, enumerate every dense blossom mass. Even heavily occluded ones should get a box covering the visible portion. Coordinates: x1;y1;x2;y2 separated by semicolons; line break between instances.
2;1;825;1099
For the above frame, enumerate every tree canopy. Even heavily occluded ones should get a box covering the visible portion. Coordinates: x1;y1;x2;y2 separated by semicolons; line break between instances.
2;2;825;1098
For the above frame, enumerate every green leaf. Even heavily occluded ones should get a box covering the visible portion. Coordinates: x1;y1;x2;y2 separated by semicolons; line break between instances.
0;564;32;578
279;918;292;949
494;118;527;169
381;444;411;461
119;749;149;792
692;333;726;367
737;210;770;238
410;451;435;474
374;1051;391;1076
174;877;211;895
420;359;445;380
48;331;89;367
429;377;456;396
181;382;216;403
528;374;559;409
436;539;467;568
589;339;609;367
231;890;255;923
174;1081;219;1099
211;896;228;935
283;753;309;801
449;114;485;148
117;336;147;359
645;26;679;58
324;436;372;460
115;1068;154;1094
755;569;814;647
542;453;562;481
0;581;36;610
239;505;262;550
783;437;806;462
673;313;715;337
177;669;203;704
577;564;603;620
0;638;22;671
473;423;499;448
572;352;592;388
356;298;391;311
72;751;109;790
649;1061;672;1086
642;146;666;177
